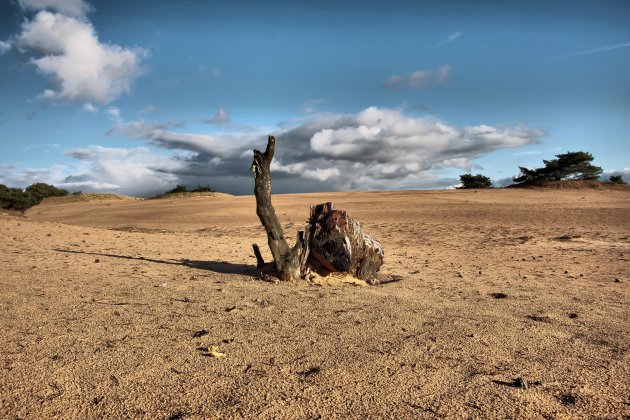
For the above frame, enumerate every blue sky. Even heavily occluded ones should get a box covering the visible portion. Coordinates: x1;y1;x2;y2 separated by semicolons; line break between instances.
0;0;628;196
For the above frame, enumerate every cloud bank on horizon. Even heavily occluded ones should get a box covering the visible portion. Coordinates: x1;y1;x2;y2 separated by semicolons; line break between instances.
3;105;547;196
1;0;628;196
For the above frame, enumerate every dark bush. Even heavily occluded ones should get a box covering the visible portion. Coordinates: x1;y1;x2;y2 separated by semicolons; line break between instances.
165;184;189;194
26;182;69;201
458;173;493;189
191;184;215;192
0;183;68;212
150;183;216;199
608;175;626;185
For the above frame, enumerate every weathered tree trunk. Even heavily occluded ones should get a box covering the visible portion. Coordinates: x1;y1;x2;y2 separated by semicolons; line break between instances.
251;136;309;281
308;202;384;284
251;136;384;284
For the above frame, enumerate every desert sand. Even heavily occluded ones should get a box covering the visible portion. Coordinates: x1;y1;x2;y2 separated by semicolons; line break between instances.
1;189;628;418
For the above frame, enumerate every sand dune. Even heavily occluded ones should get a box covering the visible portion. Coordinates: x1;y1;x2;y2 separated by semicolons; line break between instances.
1;189;628;418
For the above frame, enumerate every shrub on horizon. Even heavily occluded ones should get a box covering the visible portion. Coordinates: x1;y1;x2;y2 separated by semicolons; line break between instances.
0;182;68;212
458;173;493;189
191;184;215;193
608;175;626;185
150;183;216;199
26;182;69;201
165;184;189;194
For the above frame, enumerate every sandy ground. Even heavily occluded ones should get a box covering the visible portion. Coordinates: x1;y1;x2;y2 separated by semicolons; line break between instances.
1;189;628;418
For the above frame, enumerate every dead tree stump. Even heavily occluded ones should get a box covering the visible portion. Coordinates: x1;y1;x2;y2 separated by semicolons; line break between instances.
251;136;384;284
308;202;384;284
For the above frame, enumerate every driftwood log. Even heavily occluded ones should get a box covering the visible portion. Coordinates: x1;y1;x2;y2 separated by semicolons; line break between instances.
251;136;384;284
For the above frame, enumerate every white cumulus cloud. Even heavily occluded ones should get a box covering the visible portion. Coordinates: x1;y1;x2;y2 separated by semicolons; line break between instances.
14;10;147;105
60;146;179;196
308;107;542;166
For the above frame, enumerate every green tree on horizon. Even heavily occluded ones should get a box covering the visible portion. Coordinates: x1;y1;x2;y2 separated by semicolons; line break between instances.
514;151;602;184
458;173;493;189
